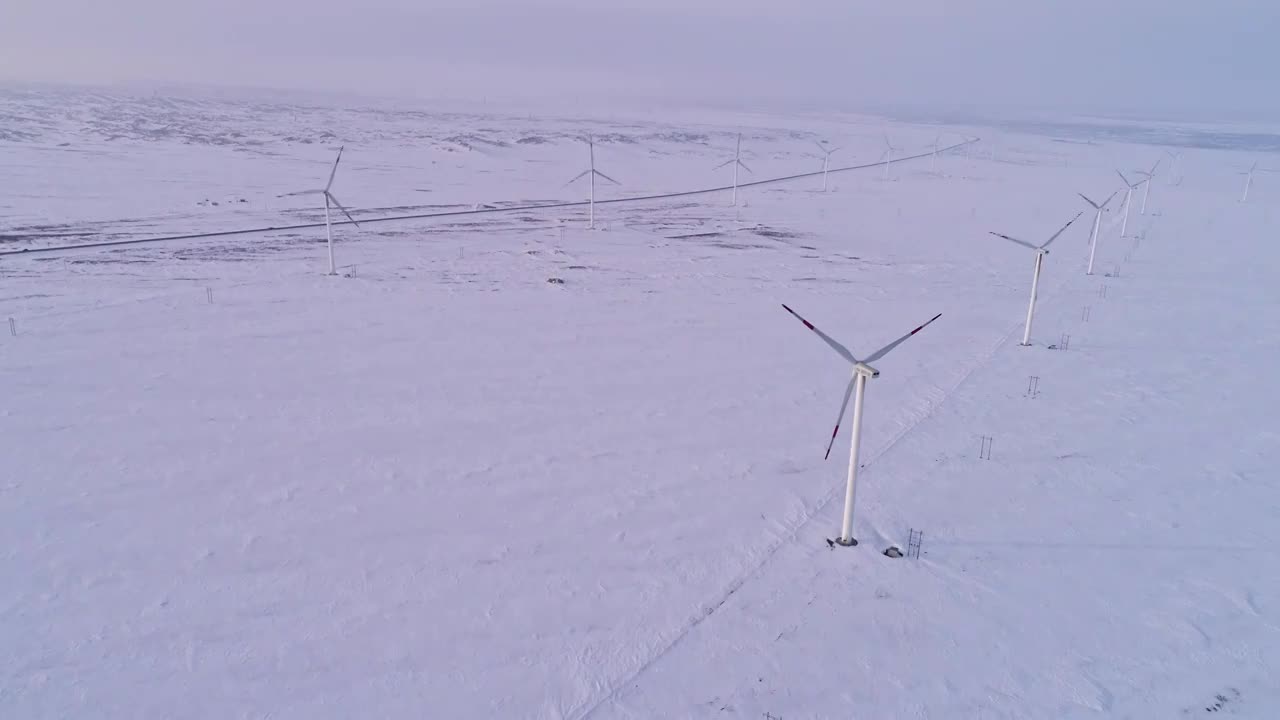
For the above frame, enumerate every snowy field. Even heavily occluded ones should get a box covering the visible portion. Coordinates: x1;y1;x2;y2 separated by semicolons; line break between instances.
2;87;1279;718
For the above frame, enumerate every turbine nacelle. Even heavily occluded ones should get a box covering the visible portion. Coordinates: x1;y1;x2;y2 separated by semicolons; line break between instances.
854;362;880;379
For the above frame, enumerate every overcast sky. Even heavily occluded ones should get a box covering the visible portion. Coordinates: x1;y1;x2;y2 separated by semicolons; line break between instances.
4;0;1279;119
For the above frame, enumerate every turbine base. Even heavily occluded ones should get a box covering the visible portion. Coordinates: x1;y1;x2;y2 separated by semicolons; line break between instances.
834;536;858;547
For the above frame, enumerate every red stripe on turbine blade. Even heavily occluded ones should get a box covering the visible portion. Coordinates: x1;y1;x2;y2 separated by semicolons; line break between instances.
781;303;816;329
824;424;841;460
908;313;943;335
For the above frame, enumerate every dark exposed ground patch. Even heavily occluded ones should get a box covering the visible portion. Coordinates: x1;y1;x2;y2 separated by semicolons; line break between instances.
711;241;771;250
793;276;855;284
669;232;725;240
753;227;800;240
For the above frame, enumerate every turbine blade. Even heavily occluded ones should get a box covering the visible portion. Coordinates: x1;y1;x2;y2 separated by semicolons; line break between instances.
864;313;942;363
1040;211;1084;249
713;159;735;170
824;376;857;460
1099;191;1117;209
737;160;753;174
593;170;621;185
326;192;359;227
1116;169;1135;187
988;232;1040;251
280;189;323;198
326;146;344;192
564;170;592;186
781;304;857;365
1078;193;1101;209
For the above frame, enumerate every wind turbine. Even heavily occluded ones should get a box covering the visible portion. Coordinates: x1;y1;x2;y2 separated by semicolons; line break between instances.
565;134;619;229
987;212;1084;347
714;133;752;206
1115;170;1141;238
880;134;900;180
781;304;942;547
1164;150;1183;186
814;141;840;192
931;132;942;173
1079;191;1117;276
1239;161;1271;203
280;146;359;276
1135;158;1161;214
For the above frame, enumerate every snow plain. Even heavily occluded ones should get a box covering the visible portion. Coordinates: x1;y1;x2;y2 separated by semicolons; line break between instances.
2;87;1279;718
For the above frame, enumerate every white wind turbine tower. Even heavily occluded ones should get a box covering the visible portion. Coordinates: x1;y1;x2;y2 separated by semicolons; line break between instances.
281;146;359;276
1079;191;1117;276
714;133;752;206
565;134;619;229
1135;158;1161;214
880;134;901;180
1116;170;1141;238
814;141;840;192
987;212;1084;347
781;304;942;547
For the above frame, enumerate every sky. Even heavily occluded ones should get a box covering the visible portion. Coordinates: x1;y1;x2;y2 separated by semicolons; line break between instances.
4;0;1280;119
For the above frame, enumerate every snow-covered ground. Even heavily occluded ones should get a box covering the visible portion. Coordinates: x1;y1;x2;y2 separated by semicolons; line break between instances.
2;87;1279;718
